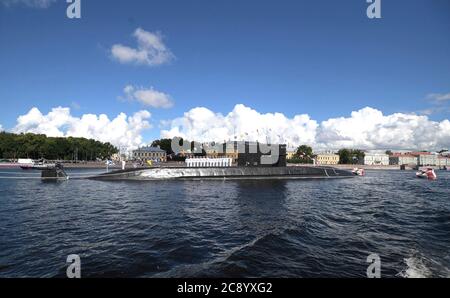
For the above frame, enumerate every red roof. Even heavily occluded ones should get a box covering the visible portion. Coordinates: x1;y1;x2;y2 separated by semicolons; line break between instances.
410;152;431;156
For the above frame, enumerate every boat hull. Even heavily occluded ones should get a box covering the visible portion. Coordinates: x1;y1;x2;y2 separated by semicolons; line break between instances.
20;165;34;170
90;166;355;181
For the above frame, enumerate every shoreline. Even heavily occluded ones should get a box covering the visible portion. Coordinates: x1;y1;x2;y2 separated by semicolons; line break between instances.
288;164;401;170
325;164;400;170
2;162;438;171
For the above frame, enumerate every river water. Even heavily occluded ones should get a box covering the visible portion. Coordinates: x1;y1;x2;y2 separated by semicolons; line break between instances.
0;169;449;277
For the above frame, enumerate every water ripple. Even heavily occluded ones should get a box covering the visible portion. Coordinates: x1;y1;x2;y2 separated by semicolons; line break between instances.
0;169;449;277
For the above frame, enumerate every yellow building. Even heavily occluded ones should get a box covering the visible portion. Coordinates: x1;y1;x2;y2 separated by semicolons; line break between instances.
204;143;240;164
316;154;339;165
133;146;167;162
205;147;220;158
206;149;238;164
286;151;296;160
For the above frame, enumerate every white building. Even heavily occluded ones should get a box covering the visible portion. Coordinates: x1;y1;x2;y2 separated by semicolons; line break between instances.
363;153;389;166
438;156;449;167
389;154;418;166
417;154;438;166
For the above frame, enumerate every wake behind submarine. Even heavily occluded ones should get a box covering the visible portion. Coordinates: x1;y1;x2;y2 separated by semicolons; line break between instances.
90;142;355;181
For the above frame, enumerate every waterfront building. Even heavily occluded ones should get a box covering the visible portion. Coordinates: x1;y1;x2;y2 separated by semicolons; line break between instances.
133;146;167;162
315;153;339;165
389;153;418;166
363;153;389;166
286;151;296;160
205;141;240;164
205;147;220;158
417;153;438;166
438;156;450;167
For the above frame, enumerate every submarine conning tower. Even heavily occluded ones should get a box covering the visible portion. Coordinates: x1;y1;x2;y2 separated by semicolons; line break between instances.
184;141;286;168
41;163;69;180
236;142;286;167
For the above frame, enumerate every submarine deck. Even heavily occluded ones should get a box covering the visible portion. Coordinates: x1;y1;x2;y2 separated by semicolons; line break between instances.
89;166;355;181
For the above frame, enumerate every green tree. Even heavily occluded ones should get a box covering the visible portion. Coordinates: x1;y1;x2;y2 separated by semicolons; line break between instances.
150;137;202;158
0;132;118;161
151;138;174;154
338;149;365;164
352;150;365;164
338;149;351;164
288;145;314;164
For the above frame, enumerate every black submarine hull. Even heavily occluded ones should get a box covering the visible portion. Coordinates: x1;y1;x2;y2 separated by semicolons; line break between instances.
89;166;355;181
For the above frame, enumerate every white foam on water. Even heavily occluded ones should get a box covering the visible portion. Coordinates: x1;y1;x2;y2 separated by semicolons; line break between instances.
398;257;431;278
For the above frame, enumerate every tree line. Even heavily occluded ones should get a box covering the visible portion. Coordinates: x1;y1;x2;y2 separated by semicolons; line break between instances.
0;132;118;161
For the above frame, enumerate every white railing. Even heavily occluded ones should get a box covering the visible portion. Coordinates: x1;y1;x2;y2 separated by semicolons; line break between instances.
185;157;233;168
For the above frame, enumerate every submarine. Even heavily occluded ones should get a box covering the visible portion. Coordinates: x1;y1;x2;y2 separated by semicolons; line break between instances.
89;142;354;181
89;165;354;181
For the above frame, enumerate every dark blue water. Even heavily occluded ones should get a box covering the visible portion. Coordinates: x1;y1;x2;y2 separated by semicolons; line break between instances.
0;169;449;278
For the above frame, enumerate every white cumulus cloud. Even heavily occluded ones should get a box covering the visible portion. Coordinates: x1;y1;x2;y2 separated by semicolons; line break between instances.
316;107;450;150
122;85;174;108
111;28;174;66
0;0;56;8
13;107;152;150
161;104;318;149
161;104;450;151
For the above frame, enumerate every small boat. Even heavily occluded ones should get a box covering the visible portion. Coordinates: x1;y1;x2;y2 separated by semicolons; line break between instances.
416;168;437;180
352;168;365;176
19;165;34;170
31;159;56;170
32;163;56;170
18;158;34;170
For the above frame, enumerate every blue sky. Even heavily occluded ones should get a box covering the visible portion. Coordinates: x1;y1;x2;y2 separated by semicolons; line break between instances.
0;0;449;149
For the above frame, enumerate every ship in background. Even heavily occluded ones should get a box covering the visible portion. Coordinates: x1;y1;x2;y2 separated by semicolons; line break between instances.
0;158;34;169
0;158;56;170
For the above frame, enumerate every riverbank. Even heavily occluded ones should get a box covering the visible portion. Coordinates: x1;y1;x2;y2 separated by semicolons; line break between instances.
331;164;400;170
329;164;447;171
287;163;400;170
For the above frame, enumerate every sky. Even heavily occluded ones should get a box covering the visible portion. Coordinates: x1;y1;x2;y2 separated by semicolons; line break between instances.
0;0;449;151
